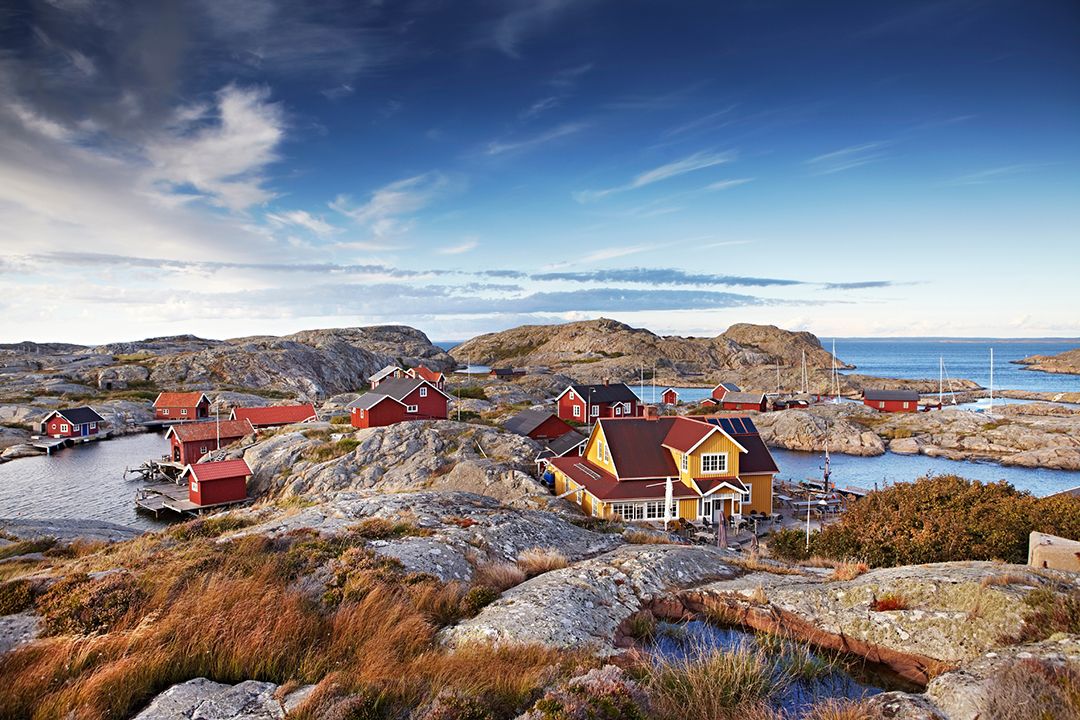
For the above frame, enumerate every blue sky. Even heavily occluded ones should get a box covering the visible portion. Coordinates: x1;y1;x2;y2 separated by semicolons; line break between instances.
1;0;1078;344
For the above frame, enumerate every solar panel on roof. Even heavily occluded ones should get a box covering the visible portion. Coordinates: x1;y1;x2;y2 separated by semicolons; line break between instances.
741;418;757;434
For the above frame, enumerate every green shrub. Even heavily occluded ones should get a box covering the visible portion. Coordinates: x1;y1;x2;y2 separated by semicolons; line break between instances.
167;513;254;541
303;437;360;462
766;527;812;562
1006;588;1080;644
798;475;1080;567
452;386;488;400
461;585;500;616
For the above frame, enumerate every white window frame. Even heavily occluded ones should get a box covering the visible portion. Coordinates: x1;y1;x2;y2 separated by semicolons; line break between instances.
573;404;581;417
615;405;622;416
902;402;909;409
181;408;188;416
60;424;69;433
359;409;365;418
420;387;428;397
162;409;170;415
407;404;418;413
199;445;208;454
596;439;604;462
591;405;599;417
742;482;752;504
623;402;632;414
569;390;575;400
680;454;688;473
89;422;96;429
879;401;885;409
699;496;715;520
701;453;728;475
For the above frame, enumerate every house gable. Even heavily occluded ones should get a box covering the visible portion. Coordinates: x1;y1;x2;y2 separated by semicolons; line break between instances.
583;423;617;476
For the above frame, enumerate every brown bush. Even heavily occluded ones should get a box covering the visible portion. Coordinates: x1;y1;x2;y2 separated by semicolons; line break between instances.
871;592;909;612
473;562;526;592
829;561;869;582
516;548;568;577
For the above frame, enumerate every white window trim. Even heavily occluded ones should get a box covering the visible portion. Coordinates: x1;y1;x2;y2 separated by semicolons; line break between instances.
700;452;728;475
420;387;428;397
680;454;688;472
162;409;170;415
407;404;419;413
572;405;581;417
60;424;69;433
181;408;189;415
596;439;604;462
742;482;752;504
591;406;599;417
902;402;909;409
199;445;208;454
89;422;96;429
623;402;632;414
615;405;622;416
569;390;575;400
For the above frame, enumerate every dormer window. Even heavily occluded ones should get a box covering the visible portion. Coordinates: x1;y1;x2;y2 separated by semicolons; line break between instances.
701;453;728;474
681;454;688;473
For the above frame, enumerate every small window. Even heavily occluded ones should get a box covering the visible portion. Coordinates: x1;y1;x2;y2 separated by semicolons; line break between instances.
596;439;604;461
615;405;622;416
420;387;428;397
199;446;207;454
359;409;365;418
162;409;170;415
902;402;909;409
573;405;581;417
89;422;96;429
569;390;575;400
181;408;188;416
681;454;688;472
60;424;69;433
591;406;599;417
879;402;885;409
407;404;418;413
624;402;631;414
742;482;753;504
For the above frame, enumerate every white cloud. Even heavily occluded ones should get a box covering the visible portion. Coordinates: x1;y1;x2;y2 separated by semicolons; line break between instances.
144;84;285;211
330;171;451;237
491;0;584;58
944;163;1052;186
439;239;479;255
483;122;587;156
265;210;338;236
575;150;737;202
806;141;890;175
520;96;561;120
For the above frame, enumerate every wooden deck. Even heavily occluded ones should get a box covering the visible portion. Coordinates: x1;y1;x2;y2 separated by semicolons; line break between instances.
135;482;249;517
31;431;111;454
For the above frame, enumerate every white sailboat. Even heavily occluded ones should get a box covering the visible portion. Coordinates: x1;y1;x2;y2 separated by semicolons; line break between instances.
831;339;842;403
972;347;1000;413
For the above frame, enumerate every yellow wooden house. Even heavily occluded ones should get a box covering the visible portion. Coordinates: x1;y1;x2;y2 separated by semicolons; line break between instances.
546;415;778;523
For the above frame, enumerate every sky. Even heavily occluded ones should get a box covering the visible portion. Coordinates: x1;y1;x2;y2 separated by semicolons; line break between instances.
1;0;1078;345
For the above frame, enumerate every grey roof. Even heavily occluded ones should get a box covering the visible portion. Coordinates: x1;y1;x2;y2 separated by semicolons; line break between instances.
53;406;105;425
347;393;399;411
545;430;588;457
720;391;765;404
716;382;741;392
503;408;556;436
348;377;446;410
367;365;402;383
863;389;920;402
566;383;638;404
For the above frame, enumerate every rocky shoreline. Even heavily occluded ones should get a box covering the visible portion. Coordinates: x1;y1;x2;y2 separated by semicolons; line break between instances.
1013;347;1080;376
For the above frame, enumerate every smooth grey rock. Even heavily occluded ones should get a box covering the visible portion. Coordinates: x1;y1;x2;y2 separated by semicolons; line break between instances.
0;612;39;655
0;518;140;544
131;678;284;720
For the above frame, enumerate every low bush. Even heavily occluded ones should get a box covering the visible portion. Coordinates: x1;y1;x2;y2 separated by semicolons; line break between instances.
0;579;35;615
167;513;254;541
524;665;649;720
623;530;677;545
1006;587;1080;644
460;585;500;616
35;572;145;635
302;436;360;462
828;561;869;582
517;548;568;577
776;475;1080;567
623;611;657;642
452;386;488;400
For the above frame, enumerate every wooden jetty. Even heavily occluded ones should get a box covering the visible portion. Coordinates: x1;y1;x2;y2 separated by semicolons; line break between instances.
134;482;250;518
31;430;111;455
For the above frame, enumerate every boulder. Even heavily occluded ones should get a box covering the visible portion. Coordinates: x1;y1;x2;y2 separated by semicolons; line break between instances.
0;518;140;544
0;612;39;655
131;678;292;720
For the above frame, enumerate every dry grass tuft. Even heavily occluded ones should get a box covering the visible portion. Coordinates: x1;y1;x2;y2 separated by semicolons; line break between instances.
1005;587;1080;644
871;592;910;612
728;556;805;577
748;585;768;605
801;698;886;720
516;548;568;577
473;562;526;592
623;529;678;545
979;658;1080;720
829;561;869;582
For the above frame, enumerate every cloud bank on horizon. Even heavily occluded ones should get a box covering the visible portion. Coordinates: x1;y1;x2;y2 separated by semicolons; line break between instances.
0;0;1077;344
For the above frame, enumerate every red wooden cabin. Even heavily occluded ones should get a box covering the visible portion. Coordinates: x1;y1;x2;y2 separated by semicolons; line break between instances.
165;419;254;465
661;388;680;405
230;403;318;429
710;382;741;401
862;389;919;413
183;459;251;507
153;392;210;422
555;383;641;423
503;408;577;441
718;392;767;412
349;378;450;429
40;407;105;438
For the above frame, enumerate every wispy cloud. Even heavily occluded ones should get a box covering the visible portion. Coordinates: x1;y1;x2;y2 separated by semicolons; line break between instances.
806;141;890;175
944;163;1053;186
490;0;588;58
265;210;338;236
662;105;738;137
483;122;588;156
549;63;594;88
575;150;736;202
321;84;355;101
532;268;806;287
821;280;897;290
520;96;562;120
703;178;753;191
439;239;479;255
330;171;452;237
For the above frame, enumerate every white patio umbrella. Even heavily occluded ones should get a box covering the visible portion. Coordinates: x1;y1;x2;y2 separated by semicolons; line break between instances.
663;476;673;531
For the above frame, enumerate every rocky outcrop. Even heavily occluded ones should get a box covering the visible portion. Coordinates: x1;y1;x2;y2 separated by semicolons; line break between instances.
241;420;551;508
130;678;313;720
450;319;851;387
441;544;738;651
0;518;140;544
1014;347;1080;376
752;402;1080;469
230;491;623;583
0;612;39;655
676;562;1078;684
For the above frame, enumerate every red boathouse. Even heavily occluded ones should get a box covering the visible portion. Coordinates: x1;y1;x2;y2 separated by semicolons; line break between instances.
348;377;450;429
862;389;919;413
718;391;768;413
406;365;447;390
165;419;254;465
183;459;251;507
40;407;106;438
153;392;211;422
230;403;318;429
503;407;577;442
661;388;680;405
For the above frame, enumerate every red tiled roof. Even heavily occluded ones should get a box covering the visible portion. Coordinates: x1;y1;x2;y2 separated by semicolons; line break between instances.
155;392;208;408
549;457;698;501
661;416;715;453
232;404;317;426
597;417;678;480
167;419;253;443
188;459;252;482
412;365;444;383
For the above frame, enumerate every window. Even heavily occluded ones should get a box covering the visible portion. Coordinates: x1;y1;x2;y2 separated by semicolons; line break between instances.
420;387;428;397
902;402;909;409
596;439;604;462
199;446;207;454
60;424;69;433
742;482;752;504
573;405;581;417
569;390;575;400
359;410;365;418
879;402;885;409
624;402;632;414
591;405;599;417
680;454;688;473
615;405;621;416
699;496;715;520
89;423;96;429
407;404;418;413
701;453;728;474
162;409;170;415
181;408;188;416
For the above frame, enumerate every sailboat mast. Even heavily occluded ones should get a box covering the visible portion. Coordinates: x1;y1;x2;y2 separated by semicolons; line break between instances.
831;339;840;403
776;360;780;394
989;348;994;411
939;356;943;406
801;350;807;394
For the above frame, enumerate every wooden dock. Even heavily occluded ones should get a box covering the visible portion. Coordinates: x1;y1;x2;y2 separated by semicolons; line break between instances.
135;482;249;518
31;431;111;454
